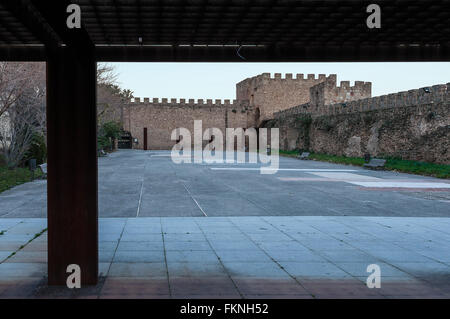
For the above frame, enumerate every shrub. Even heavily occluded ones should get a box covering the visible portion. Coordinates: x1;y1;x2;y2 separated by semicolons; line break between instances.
97;121;121;152
23;133;47;165
0;153;5;167
97;135;111;152
101;121;121;140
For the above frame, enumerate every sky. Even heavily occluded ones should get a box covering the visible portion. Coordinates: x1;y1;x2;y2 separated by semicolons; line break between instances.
111;62;450;100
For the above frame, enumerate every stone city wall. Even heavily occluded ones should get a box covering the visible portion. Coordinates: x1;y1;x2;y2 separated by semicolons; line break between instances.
268;83;450;164
123;98;253;150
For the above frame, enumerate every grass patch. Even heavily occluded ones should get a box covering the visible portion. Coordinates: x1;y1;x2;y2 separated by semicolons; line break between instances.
308;153;366;167
278;150;301;158
383;158;450;179
279;150;450;179
0;166;43;193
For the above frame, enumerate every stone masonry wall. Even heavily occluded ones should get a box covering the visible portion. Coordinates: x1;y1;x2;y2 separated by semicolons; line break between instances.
309;78;371;115
268;83;450;164
236;73;337;125
123;98;252;150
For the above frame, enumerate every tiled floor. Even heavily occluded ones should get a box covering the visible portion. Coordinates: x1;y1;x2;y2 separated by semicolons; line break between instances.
1;216;450;298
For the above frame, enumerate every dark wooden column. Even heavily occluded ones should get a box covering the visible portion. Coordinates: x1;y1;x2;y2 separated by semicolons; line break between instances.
46;48;98;285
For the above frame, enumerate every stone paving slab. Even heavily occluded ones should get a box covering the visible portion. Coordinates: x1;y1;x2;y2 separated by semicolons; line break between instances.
0;216;450;298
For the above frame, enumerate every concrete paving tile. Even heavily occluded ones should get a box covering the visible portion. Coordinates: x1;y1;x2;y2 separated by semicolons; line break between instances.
32;278;105;298
248;233;293;242
169;277;239;295
21;241;48;251
236;226;280;234
120;233;163;242
5;225;47;235
100;218;128;225
345;240;403;252
335;262;413;277
208;240;259;251
99;225;126;234
0;220;22;229
233;278;310;295
0;251;11;261
280;262;352;279
196;221;234;228
266;250;327;262
167;262;228;277
413;249;450;263
204;233;249;241
368;249;437;263
4;251;47;263
32;233;47;242
0;241;24;251
198;227;242;236
125;217;159;226
99;262;111;276
113;250;165;263
319;249;382;263
123;225;162;234
98;241;118;251
0;277;44;298
165;250;220;263
375;281;449;297
291;233;336;240
163;233;206;242
197;198;267;217
0;234;35;242
117;241;164;251
354;276;420;285
108;262;167;278
215;249;272;262
257;240;310;252
99;233;122;241
99;250;115;262
101;277;169;297
161;224;203;234
222;262;289;279
161;218;198;225
300;279;383;298
0;263;46;277
391;262;450;277
297;239;353;251
165;240;212;251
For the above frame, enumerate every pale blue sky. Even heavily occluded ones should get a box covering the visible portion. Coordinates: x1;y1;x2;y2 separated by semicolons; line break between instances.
112;62;450;100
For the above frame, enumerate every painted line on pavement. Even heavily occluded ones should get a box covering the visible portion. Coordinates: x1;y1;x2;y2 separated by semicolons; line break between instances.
210;168;358;172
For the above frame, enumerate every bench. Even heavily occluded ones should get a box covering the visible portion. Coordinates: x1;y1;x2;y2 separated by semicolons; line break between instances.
39;163;47;178
363;158;386;169
297;152;310;160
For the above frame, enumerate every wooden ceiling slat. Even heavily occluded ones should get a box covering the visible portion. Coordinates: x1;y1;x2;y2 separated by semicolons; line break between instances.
0;0;449;61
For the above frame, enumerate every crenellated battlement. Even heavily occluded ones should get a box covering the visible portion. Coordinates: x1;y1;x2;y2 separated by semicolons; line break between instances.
335;80;372;92
275;83;450;119
129;97;249;108
237;72;337;85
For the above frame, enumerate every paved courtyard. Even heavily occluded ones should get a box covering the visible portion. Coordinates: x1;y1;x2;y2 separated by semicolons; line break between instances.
1;150;449;218
0;150;449;298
